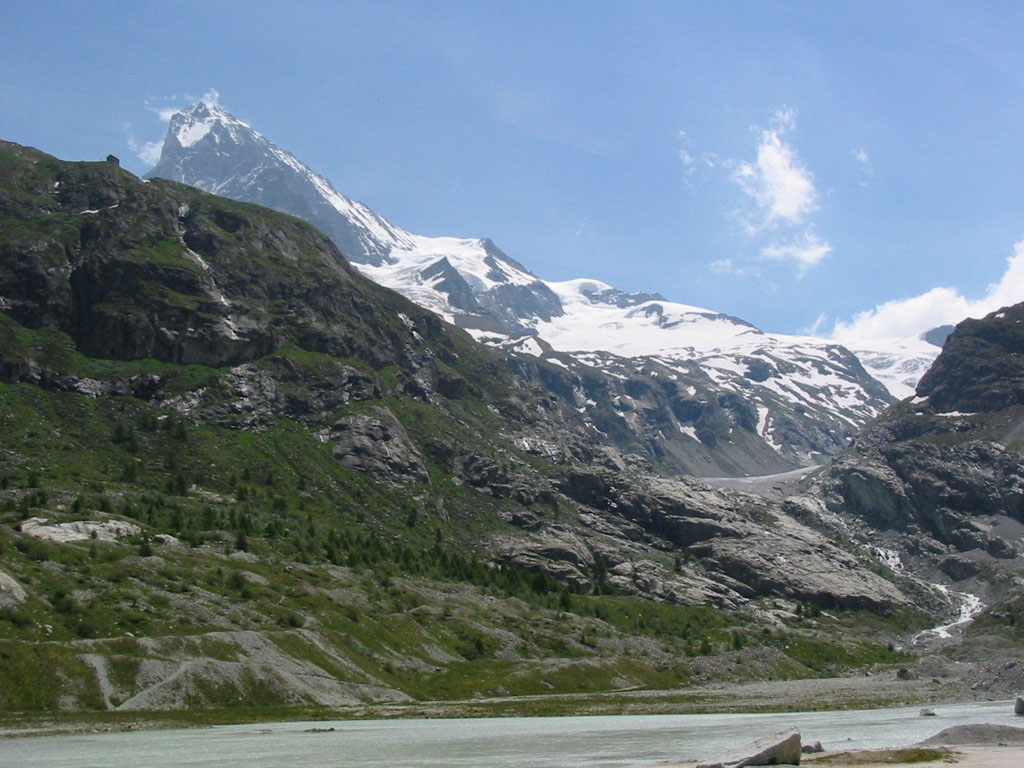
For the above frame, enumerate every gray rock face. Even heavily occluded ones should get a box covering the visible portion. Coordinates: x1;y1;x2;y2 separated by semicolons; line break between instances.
327;407;430;485
20;517;141;543
819;303;1024;585
0;569;26;607
696;729;802;768
499;467;916;613
183;357;379;429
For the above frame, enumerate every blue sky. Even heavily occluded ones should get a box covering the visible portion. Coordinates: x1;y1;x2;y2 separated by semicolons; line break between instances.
3;1;1024;340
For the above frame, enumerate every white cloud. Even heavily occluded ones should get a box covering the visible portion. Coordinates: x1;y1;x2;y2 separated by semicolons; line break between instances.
677;131;698;177
709;257;759;278
124;125;164;167
135;140;164;166
831;238;1024;343
854;147;873;186
770;105;796;131
803;312;828;337
733;108;818;228
690;107;830;279
760;232;832;277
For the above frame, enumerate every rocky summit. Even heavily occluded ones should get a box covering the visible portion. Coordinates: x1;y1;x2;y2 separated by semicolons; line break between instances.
0;138;1021;719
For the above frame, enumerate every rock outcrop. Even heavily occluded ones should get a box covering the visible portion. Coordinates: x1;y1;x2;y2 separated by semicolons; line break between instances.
327;407;430;485
819;304;1024;581
0;569;26;608
697;729;802;768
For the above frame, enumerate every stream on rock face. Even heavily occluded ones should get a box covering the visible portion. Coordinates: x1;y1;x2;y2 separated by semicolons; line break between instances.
866;545;985;648
912;584;985;644
1;700;1017;768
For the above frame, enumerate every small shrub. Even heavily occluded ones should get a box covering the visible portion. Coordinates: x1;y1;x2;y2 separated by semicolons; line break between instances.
226;570;246;591
0;607;31;628
15;537;51;562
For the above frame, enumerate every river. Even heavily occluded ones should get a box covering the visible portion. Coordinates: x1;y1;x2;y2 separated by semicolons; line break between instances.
1;700;1018;768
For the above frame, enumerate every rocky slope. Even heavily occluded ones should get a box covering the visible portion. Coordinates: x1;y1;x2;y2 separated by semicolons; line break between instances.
815;304;1024;631
0;139;935;714
148;102;895;477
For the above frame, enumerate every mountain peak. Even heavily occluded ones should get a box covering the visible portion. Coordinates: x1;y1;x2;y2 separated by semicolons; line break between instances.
164;101;252;151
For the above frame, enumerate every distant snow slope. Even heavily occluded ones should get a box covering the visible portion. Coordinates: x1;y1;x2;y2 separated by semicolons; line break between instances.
847;334;944;400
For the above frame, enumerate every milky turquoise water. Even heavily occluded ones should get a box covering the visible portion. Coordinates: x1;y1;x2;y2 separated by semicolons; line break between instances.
0;700;1016;768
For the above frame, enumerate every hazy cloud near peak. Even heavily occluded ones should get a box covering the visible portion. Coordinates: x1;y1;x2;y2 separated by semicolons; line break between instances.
830;238;1024;343
124;124;163;166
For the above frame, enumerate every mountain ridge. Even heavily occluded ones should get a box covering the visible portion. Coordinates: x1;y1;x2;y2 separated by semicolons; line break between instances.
148;101;900;476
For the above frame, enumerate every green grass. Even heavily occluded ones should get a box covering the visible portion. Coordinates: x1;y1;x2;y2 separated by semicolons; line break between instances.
810;748;950;765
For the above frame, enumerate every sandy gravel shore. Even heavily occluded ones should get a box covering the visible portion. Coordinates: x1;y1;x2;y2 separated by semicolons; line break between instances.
809;746;1024;768
659;721;1024;768
659;746;1024;768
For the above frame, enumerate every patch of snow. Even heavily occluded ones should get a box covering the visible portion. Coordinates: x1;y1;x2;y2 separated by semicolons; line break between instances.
679;425;699;441
176;118;213;147
850;335;941;399
514;337;545;358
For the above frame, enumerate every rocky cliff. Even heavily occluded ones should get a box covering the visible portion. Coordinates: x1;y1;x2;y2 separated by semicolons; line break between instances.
817;304;1024;613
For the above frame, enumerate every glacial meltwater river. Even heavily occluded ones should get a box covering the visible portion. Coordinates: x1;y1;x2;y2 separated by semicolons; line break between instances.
1;700;1017;768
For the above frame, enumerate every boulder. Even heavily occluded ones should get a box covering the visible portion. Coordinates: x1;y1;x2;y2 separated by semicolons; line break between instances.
801;741;823;754
0;569;27;607
696;729;801;768
20;517;141;543
327;407;429;485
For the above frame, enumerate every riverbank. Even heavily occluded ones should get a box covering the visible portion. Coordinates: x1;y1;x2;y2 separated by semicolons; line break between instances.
0;670;1005;739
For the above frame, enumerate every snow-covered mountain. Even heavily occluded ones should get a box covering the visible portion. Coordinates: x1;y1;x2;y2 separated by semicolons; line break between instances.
147;101;901;476
150;102;561;336
490;279;892;475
